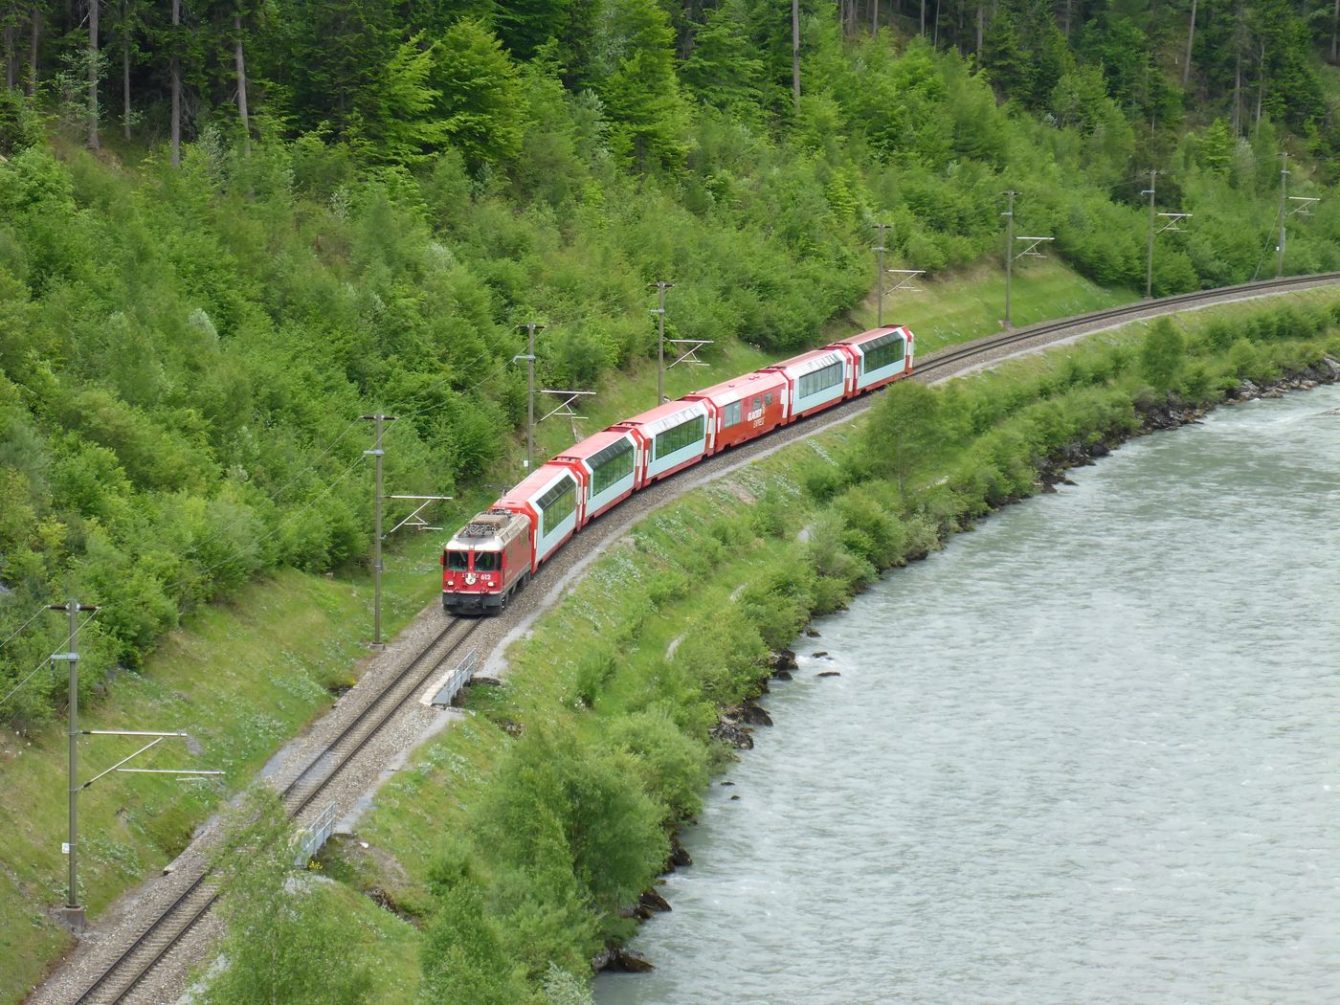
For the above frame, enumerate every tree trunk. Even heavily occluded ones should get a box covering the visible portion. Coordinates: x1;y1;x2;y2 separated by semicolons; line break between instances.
170;0;179;165
1332;0;1338;64
4;24;13;89
26;4;37;95
87;0;98;149
233;11;248;154
1183;0;1196;86
870;0;876;34
1254;40;1264;134
1232;44;1241;134
920;0;925;34
120;1;129;139
976;3;983;57
791;0;800;112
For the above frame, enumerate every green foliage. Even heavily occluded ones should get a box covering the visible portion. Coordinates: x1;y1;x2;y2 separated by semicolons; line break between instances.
592;0;690;168
0;89;42;158
863;380;942;497
1141;318;1188;391
430;20;532;170
601;705;711;823
204;789;375;1005
479;721;668;915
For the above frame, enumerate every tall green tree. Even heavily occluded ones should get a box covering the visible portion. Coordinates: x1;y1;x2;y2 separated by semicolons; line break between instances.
429;18;530;169
592;0;689;168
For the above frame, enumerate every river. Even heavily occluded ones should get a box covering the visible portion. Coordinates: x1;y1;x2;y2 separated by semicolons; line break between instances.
596;384;1340;1005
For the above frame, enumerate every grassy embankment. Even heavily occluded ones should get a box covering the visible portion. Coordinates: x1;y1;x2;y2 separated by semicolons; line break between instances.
0;259;1128;1004
299;291;1340;1003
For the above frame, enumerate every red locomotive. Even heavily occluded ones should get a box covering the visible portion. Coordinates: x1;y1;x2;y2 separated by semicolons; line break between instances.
440;325;914;614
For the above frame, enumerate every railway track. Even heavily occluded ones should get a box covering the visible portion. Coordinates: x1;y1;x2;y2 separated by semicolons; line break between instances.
70;618;481;1005
52;270;1340;1005
913;272;1340;379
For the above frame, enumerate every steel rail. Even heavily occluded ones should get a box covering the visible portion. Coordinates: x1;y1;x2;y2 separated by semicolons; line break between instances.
914;272;1340;378
71;618;481;1004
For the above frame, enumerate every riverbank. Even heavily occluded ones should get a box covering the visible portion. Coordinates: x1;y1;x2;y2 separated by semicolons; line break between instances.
307;295;1340;1002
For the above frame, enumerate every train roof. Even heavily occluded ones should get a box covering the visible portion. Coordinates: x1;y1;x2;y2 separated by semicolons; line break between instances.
611;398;709;437
829;325;910;349
684;369;787;405
553;428;635;462
495;463;576;509
446;509;528;551
763;347;847;377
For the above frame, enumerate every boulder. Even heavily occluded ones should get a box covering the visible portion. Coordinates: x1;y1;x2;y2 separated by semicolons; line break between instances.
594;948;656;973
639;888;672;913
710;718;754;750
740;703;773;727
771;649;798;672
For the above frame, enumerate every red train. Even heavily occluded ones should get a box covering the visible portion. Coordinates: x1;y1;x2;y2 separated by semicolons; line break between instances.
440;325;915;613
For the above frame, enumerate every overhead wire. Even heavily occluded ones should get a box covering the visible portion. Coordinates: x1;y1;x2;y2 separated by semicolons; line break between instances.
1;609;100;708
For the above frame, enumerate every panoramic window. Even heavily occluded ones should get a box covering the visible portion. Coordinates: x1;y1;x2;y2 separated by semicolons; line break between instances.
590;440;635;495
797;362;843;399
654;415;706;460
536;476;576;532
724;400;743;426
862;333;906;373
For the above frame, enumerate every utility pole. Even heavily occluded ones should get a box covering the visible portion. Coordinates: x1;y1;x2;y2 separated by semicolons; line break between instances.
1144;169;1158;299
513;323;542;471
873;223;891;326
1277;152;1289;278
51;599;95;930
48;599;219;932
361;413;396;648
1003;190;1015;329
651;283;673;404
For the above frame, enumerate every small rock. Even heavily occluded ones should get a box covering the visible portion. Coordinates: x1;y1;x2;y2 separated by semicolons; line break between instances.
805;628;821;638
720;780;735;786
817;671;841;678
813;651;829;658
771;649;798;672
730;794;740;801
772;669;793;681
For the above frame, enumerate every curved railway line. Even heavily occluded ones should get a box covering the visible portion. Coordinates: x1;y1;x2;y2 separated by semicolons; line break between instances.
48;271;1340;1004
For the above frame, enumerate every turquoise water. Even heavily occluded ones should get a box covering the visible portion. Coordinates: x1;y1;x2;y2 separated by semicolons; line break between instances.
597;384;1340;1005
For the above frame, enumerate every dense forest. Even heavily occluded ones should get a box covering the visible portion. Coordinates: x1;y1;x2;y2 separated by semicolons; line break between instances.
3;0;1340;727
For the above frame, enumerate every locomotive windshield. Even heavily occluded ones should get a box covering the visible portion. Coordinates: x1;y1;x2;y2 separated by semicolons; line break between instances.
474;551;500;571
445;550;469;571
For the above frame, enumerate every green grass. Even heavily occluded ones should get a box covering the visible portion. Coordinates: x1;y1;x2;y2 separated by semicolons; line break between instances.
849;258;1141;353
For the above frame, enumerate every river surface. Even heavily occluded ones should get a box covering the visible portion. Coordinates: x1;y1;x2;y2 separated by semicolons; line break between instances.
597;384;1340;1005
